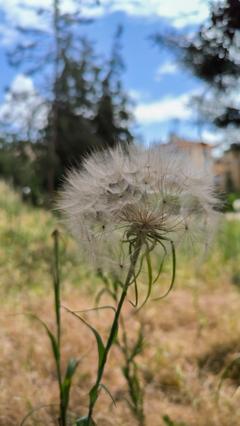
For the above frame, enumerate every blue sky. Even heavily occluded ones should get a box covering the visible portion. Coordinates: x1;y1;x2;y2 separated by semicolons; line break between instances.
0;0;220;144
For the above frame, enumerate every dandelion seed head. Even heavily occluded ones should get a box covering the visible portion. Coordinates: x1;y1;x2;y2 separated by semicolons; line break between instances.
58;143;219;277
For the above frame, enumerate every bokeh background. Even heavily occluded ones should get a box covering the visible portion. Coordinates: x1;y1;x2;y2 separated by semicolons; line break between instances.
1;1;240;425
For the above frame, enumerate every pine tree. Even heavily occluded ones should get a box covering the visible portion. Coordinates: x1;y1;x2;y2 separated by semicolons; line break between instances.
154;0;240;135
94;25;133;149
4;0;100;195
2;3;133;198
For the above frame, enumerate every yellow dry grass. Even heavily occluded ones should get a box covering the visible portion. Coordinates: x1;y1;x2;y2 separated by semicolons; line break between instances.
1;181;240;425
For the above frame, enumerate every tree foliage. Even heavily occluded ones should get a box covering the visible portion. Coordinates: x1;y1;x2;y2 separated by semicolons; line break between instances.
154;0;240;133
0;1;133;199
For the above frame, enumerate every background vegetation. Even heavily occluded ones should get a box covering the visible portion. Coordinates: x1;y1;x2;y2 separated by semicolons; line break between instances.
1;181;240;425
1;1;240;424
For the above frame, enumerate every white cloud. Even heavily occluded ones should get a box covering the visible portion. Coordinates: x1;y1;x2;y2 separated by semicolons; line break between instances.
134;91;196;124
155;61;179;81
128;88;151;102
0;0;218;45
0;0;50;29
109;0;214;27
10;74;35;93
0;74;48;137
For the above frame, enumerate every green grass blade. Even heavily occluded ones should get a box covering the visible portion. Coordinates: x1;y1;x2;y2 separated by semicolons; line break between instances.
99;383;116;406
28;314;60;362
73;305;116;314
20;404;57;425
95;288;116;306
63;306;105;371
62;358;79;412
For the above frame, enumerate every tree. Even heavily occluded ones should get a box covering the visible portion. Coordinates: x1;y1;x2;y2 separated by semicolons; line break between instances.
2;1;133;198
4;0;99;195
41;37;101;190
154;0;240;139
94;25;133;149
0;138;43;204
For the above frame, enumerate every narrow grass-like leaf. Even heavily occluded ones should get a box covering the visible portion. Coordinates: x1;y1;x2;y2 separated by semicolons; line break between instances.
153;240;176;301
99;383;116;406
95;287;116;306
28;314;60;362
129;329;144;362
153;241;167;284
20;404;57;425
96;269;110;288
73;305;116;314
128;251;145;286
129;277;138;308
137;243;153;310
63;306;105;371
62;358;79;411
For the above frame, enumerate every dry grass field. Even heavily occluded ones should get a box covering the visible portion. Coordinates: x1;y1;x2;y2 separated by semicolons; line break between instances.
1;182;240;426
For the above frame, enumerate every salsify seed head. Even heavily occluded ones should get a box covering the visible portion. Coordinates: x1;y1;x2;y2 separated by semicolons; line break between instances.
58;143;219;278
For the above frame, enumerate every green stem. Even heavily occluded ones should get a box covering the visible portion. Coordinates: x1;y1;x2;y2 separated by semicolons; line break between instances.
52;230;66;426
53;229;61;346
86;238;142;423
119;318;145;426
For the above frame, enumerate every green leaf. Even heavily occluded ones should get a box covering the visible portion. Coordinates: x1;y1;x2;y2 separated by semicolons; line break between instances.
95;287;115;305
153;241;167;284
128;251;145;286
130;329;144;361
128;270;139;308
63;307;105;371
79;317;105;371
153;240;176;301
28;314;59;362
74;305;116;314
137;243;153;310
20;404;57;425
61;358;79;410
100;383;116;406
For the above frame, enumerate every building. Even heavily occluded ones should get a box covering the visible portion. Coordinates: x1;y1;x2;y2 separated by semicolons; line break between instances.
213;144;240;193
167;134;213;171
167;135;240;193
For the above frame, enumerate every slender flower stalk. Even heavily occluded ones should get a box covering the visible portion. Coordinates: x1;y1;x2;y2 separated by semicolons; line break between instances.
52;230;79;426
21;230;79;426
86;237;142;423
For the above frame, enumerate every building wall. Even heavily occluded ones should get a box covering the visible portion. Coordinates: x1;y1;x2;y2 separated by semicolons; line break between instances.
167;135;213;172
214;148;240;193
167;135;240;193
